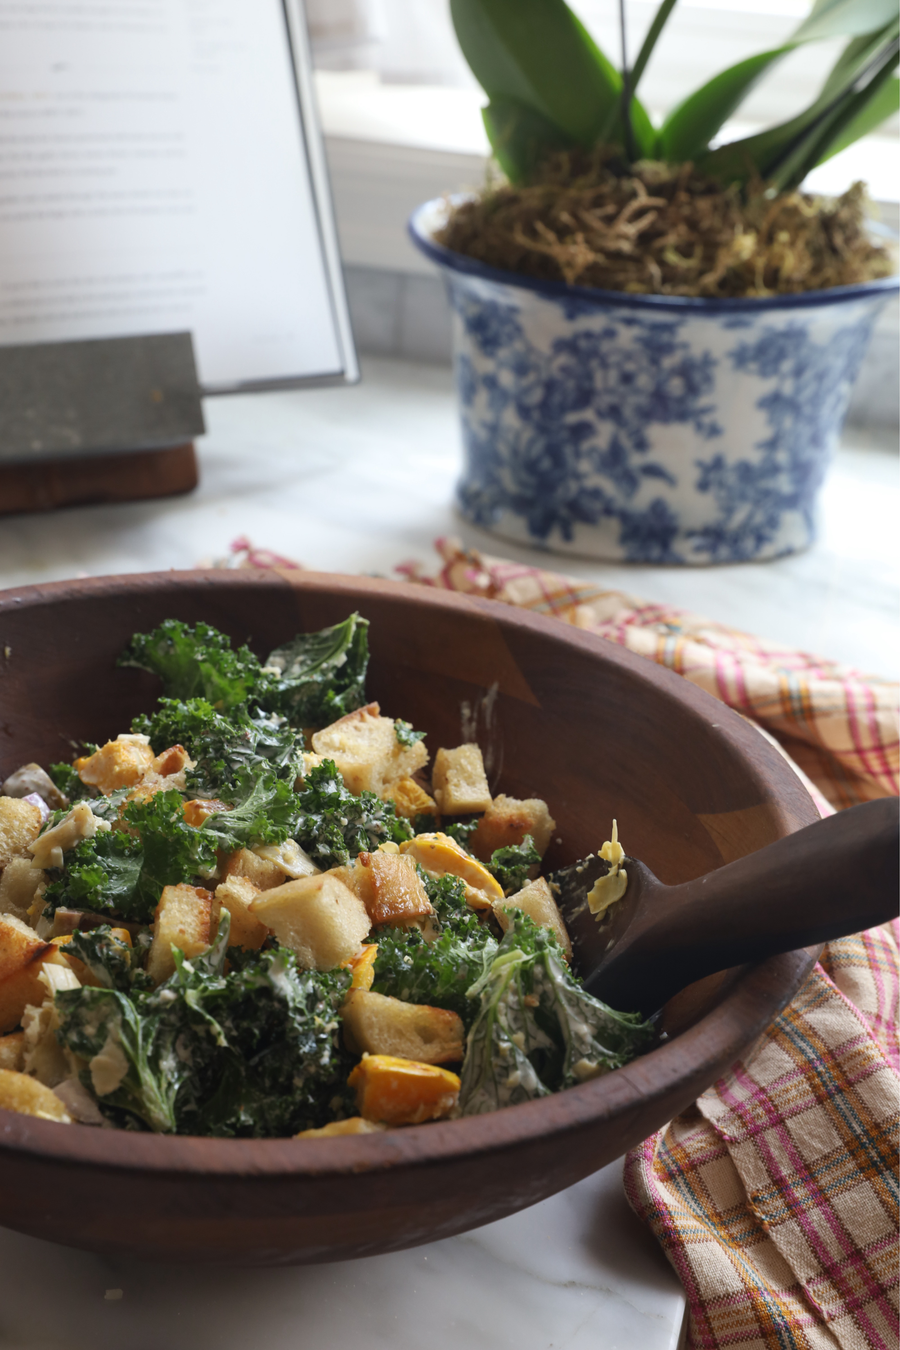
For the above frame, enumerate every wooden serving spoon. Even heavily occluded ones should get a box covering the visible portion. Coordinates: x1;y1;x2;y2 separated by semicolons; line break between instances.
553;797;899;1018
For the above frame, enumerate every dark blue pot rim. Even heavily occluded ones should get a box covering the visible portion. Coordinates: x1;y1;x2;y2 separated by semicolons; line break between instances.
409;198;899;315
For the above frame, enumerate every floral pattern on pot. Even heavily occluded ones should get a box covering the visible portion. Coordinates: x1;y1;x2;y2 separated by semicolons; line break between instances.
438;266;891;565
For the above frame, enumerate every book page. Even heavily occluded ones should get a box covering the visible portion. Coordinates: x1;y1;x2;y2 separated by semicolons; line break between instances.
0;0;348;390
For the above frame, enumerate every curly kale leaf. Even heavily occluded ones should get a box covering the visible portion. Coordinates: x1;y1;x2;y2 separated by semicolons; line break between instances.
65;925;151;993
487;835;541;895
42;828;146;919
458;917;654;1116
293;759;412;868
372;874;497;1027
260;613;369;728
118;619;263;712
394;719;426;748
133;698;303;797
121;788;218;909
55;914;352;1136
198;769;300;851
443;819;478;852
47;762;94;803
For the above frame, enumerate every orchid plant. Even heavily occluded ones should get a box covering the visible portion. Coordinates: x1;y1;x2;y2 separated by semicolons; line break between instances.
449;0;899;190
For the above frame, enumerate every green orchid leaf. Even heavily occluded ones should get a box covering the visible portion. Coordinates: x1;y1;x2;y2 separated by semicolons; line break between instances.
815;71;899;161
659;47;794;162
482;97;576;182
630;0;679;93
791;0;898;44
698;22;899;185
450;0;620;145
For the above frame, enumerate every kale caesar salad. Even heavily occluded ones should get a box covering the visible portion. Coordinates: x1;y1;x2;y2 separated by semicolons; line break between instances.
0;615;652;1136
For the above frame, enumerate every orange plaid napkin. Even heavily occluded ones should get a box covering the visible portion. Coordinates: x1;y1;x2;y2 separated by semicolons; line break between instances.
223;535;899;1350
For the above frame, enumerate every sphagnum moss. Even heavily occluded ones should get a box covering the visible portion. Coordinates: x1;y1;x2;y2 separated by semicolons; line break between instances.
437;152;894;299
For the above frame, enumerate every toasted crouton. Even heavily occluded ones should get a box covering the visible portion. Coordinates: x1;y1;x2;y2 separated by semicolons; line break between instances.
352;851;433;928
74;735;156;794
0;797;43;869
215;875;268;950
222;847;288;892
493;877;571;958
250;873;370;970
0;857;46;924
470;794;556;862
431;745;492;815
348;1054;460;1124
0;1030;24;1071
147;884;219;986
0;1068;71;1122
311;703;428;796
0;912;68;1033
342;990;464;1064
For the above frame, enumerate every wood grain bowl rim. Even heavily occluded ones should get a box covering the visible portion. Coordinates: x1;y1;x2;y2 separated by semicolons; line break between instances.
0;570;820;1177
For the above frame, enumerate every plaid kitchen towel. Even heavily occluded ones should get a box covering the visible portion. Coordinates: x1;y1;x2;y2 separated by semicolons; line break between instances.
223;535;899;1349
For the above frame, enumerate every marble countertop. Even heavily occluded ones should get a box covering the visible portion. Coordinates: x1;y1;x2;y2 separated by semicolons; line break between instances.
0;355;896;1349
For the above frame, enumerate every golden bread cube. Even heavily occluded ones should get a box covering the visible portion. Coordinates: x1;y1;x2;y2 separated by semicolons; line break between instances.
400;833;503;909
147;884;219;986
296;1116;387;1138
215;875;268;950
250;873;371;970
384;777;438;821
0;797;43;869
311;703;428;796
348;1054;460;1124
431;744;492;815
342;990;464;1064
0;1030;25;1071
183;798;231;827
0;857;46;923
494;877;572;959
0;913;63;1033
353;851;433;928
346;943;379;990
0;1067;71;1122
470;794;556;862
75;736;156;794
222;847;288;892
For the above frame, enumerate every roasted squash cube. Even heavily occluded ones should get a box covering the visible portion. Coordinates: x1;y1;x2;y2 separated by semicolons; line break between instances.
0;797;43;869
343;990;464;1064
0;1067;70;1121
311;703;428;796
250;873;371;970
147;884;218;986
470;794;556;862
348;1054;460;1124
494;877;572;958
384;777;438;821
296;1116;386;1138
215;875;268;950
75;735;156;794
346;943;379;990
353;851;433;928
400;833;503;909
432;744;491;815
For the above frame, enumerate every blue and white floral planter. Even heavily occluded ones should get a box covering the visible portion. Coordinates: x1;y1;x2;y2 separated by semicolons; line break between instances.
410;199;897;565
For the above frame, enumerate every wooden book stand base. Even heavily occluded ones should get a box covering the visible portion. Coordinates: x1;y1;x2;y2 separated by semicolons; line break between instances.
0;443;198;516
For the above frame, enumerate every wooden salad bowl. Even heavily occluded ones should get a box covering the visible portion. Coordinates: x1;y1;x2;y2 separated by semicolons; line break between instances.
0;570;820;1265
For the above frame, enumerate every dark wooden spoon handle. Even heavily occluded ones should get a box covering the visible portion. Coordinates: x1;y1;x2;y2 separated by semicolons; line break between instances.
587;797;899;1016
